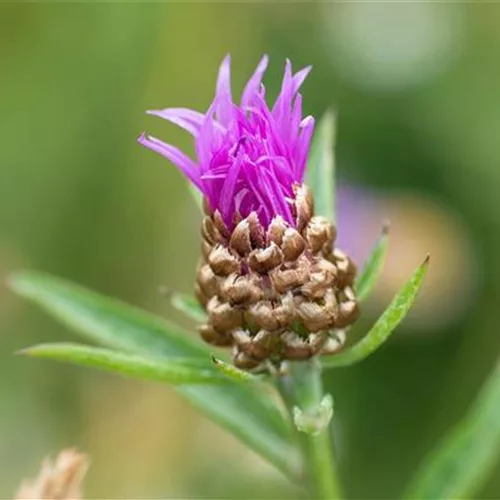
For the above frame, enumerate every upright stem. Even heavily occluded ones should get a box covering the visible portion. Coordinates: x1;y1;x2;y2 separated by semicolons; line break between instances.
278;359;342;500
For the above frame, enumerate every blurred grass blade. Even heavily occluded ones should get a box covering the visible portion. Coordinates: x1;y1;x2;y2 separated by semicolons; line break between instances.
170;291;207;323
9;271;208;358
356;222;390;302
405;362;500;500
8;271;298;479
212;356;259;383
20;343;229;385
323;255;429;369
306;110;336;222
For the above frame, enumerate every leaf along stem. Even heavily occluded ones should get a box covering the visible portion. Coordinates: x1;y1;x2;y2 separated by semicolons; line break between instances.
278;360;342;499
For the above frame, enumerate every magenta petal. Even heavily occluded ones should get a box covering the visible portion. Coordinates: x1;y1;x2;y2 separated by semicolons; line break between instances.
138;133;201;189
241;55;269;108
140;56;316;230
215;54;233;126
147;108;205;136
296;116;315;180
219;155;243;222
292;66;312;94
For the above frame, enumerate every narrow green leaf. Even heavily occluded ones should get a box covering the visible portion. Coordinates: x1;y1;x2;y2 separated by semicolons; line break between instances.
9;271;208;359
356;222;390;302
8;271;298;479
20;343;228;385
170;291;207;323
212;356;258;383
405;362;500;500
323;255;429;369
306;110;336;222
189;183;203;212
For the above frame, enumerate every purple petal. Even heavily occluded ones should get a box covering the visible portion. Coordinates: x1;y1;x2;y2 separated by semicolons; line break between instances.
295;116;315;180
292;66;312;94
138;132;201;189
219;155;243;221
262;170;294;225
241;55;269;108
146;108;205;136
215;54;233;126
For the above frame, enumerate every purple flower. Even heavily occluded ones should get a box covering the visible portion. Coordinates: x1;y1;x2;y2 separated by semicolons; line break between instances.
139;55;315;230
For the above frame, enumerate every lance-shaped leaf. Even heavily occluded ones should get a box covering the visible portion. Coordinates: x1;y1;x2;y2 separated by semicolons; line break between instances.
323;255;429;369
20;343;230;385
356;222;390;302
306;110;336;222
405;361;500;500
8;271;299;480
170;291;207;323
212;356;259;383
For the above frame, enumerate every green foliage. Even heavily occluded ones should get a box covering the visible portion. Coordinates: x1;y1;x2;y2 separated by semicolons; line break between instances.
8;271;299;480
170;292;207;323
212;356;260;383
356;223;390;302
405;362;500;500
323;255;429;369
306;110;336;222
20;342;230;384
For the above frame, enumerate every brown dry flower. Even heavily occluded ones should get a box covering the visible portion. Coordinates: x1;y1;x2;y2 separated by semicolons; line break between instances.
15;448;89;500
196;184;359;370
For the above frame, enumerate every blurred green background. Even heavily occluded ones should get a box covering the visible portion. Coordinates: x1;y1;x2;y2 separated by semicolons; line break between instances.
2;2;500;498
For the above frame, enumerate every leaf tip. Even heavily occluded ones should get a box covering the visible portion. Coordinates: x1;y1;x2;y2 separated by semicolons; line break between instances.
6;271;25;294
423;253;431;266
15;346;35;357
157;285;173;297
381;219;391;235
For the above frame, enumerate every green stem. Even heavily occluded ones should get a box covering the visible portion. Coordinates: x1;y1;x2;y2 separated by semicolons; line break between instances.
278;359;342;499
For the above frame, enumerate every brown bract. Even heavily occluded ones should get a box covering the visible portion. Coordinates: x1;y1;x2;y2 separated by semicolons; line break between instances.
195;184;359;370
15;449;88;500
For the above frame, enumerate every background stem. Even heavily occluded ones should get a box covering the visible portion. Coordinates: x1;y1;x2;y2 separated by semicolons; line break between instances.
278;359;342;500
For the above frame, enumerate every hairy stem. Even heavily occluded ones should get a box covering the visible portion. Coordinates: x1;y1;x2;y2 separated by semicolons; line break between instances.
278;359;342;499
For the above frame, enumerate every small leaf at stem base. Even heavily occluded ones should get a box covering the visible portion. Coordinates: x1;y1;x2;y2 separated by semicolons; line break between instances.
293;394;334;436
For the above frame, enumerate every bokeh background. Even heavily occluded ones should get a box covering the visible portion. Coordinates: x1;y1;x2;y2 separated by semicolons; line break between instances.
1;2;500;498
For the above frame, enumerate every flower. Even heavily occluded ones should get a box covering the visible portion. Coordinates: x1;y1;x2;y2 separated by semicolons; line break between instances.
140;56;359;370
138;55;315;230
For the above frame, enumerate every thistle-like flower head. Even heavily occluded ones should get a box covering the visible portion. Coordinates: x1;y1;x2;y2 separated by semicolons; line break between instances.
139;55;314;230
140;56;359;370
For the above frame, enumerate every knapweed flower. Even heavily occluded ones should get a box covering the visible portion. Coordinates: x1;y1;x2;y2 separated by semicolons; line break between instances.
140;56;359;369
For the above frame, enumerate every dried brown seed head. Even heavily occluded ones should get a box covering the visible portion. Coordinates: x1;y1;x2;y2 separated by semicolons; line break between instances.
213;210;230;239
282;228;306;261
206;297;243;332
270;263;309;294
220;273;262;305
333;249;357;287
194;186;359;370
208;245;240;276
233;348;261;369
294;184;314;231
267;216;287;246
196;263;219;299
296;300;333;332
249;242;284;273
320;330;346;355
201;216;220;245
229;219;252;255
199;324;232;346
247;212;265;247
306;216;336;254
